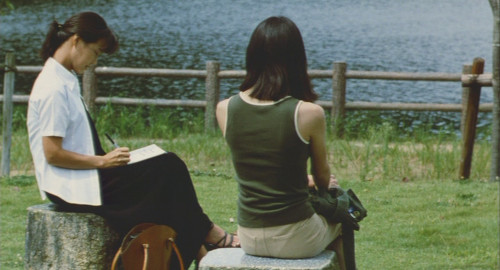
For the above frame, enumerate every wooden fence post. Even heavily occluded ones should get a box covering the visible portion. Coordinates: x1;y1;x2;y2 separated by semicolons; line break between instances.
460;64;472;135
82;64;97;114
459;58;485;179
1;51;15;177
332;62;347;138
205;61;220;131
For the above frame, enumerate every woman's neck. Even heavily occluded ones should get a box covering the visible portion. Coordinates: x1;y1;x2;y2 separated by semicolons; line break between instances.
240;88;275;104
52;39;73;71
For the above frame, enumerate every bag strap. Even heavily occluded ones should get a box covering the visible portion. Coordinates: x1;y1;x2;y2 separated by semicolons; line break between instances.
111;247;122;270
142;244;150;270
110;237;185;270
342;225;356;270
169;238;185;270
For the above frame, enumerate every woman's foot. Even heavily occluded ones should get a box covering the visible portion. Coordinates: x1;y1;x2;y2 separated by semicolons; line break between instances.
197;244;208;260
204;224;240;250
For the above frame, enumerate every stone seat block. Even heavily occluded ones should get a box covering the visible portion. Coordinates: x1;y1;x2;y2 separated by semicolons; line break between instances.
199;248;339;270
24;204;120;270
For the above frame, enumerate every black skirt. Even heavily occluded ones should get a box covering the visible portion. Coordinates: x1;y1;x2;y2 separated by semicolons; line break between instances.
48;152;213;269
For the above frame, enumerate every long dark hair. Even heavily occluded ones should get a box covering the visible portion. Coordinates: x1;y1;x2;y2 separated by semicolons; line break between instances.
239;16;317;102
40;11;118;61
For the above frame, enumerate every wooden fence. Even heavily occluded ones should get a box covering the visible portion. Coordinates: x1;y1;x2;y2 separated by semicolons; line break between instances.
1;51;493;178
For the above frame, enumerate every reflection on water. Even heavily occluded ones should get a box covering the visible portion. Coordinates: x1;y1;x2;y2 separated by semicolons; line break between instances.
0;0;494;133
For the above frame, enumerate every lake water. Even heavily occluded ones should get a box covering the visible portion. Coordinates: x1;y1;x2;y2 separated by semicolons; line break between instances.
0;0;495;133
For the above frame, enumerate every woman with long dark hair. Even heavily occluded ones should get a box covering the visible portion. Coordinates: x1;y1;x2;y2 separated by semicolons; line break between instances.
28;11;238;269
216;16;346;269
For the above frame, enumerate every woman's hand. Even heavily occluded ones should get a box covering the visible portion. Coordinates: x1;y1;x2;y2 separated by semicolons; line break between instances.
328;174;339;188
308;174;339;189
308;175;315;188
101;147;130;168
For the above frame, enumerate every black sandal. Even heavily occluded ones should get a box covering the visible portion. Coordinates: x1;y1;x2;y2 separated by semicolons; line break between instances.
204;231;239;251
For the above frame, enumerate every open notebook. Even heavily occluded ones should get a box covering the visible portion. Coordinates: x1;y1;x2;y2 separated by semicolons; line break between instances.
128;144;166;164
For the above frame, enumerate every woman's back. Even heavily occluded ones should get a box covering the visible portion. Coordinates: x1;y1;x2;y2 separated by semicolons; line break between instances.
217;16;345;267
225;93;315;228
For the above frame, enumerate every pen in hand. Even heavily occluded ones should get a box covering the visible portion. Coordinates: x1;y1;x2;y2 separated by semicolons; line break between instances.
105;133;120;148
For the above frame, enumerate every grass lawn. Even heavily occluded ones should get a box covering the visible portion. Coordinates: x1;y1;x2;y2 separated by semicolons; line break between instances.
1;174;497;269
1;111;498;269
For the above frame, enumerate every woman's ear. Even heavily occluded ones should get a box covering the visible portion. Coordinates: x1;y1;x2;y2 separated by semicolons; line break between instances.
70;34;81;47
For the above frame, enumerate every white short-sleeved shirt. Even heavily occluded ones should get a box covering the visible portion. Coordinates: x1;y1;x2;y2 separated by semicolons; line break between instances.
27;58;101;206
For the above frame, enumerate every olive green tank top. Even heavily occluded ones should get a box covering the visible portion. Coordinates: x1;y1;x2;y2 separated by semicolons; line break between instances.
225;94;315;228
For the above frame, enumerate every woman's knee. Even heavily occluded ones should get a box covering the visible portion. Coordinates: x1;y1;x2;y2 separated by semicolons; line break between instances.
162;152;188;170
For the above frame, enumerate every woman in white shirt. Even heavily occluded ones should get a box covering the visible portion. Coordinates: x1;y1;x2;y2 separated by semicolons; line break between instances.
27;12;238;269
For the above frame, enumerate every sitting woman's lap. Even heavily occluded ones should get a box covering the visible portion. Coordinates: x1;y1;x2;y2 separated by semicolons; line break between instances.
238;213;341;258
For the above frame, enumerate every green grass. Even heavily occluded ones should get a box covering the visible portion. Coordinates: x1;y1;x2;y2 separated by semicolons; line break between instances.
1;176;44;269
1;105;498;269
2;176;497;269
350;179;497;269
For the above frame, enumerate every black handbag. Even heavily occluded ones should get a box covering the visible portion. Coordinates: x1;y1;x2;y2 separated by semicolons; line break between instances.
309;187;367;270
309;187;367;230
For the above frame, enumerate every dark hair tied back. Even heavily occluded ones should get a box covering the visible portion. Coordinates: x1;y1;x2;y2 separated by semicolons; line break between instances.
40;12;118;61
40;20;71;61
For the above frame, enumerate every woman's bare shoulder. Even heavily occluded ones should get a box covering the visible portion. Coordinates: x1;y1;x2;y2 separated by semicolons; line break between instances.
297;101;326;141
217;98;230;108
298;101;325;120
216;98;231;115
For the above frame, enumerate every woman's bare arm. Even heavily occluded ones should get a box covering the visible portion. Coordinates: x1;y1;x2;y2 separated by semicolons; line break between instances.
216;99;230;136
298;102;331;189
42;136;130;169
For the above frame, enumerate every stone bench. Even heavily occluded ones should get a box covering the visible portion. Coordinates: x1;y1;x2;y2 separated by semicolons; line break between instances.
24;204;121;270
199;248;340;270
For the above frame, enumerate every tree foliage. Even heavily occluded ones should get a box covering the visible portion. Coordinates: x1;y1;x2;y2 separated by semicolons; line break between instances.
0;0;14;13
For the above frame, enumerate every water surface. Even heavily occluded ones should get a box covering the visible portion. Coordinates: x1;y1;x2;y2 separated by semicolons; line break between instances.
1;0;494;131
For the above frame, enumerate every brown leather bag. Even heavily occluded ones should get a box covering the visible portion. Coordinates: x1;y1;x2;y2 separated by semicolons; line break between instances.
111;223;185;270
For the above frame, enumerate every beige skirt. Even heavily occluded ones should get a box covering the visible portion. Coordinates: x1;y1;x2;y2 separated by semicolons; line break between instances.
238;213;342;258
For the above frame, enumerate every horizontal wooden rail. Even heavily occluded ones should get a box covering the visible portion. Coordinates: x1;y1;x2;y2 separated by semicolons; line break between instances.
346;71;462;81
344;101;493;112
95;67;207;78
16;66;42;73
3;94;493;112
95;97;206;107
10;65;493;87
218;70;245;78
461;73;493;87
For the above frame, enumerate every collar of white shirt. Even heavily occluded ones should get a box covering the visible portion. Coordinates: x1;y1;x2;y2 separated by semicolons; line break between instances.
46;57;79;91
